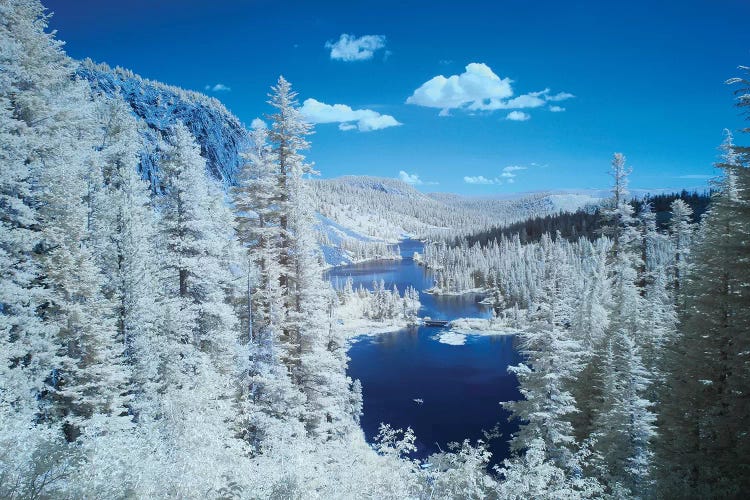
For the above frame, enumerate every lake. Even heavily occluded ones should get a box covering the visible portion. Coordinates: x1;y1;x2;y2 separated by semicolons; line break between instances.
325;239;522;465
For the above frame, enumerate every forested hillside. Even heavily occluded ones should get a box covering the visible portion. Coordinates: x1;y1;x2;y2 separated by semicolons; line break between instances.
310;176;598;243
461;191;710;247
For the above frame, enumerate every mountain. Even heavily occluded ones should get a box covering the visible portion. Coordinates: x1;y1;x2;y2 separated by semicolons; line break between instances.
77;59;250;186
310;176;602;246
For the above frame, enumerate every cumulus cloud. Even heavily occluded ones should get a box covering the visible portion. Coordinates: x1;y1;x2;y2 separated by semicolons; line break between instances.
506;111;530;121
325;34;387;61
250;118;267;130
406;63;512;112
299;98;401;132
464;175;500;185
549;105;566;112
398;170;423;185
205;83;231;92
407;63;574;117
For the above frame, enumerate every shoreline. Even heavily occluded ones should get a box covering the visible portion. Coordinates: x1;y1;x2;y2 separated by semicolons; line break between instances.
339;315;521;347
323;253;403;271
338;318;420;342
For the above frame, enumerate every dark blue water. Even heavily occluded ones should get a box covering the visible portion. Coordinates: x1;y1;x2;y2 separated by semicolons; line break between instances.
325;239;522;464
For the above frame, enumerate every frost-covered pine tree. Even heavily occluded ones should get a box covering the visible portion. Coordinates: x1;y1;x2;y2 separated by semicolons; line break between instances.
233;116;307;450
86;97;167;415
668;197;694;302
152;123;248;494
266;76;360;439
569;238;611;443
0;1;76;494
594;334;656;495
495;438;605;499
591;153;656;494
234;122;280;337
656;123;750;497
0;1;139;459
267;76;313;373
504;234;583;468
34;79;139;446
158;123;243;362
638;203;676;375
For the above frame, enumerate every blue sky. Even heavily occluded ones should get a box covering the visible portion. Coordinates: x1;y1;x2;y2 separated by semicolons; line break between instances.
46;0;750;194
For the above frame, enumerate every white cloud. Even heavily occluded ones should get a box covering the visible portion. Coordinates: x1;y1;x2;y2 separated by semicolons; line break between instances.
299;98;401;132
464;175;500;185
250;118;267;130
549;105;566;112
325;34;387;61
501;165;528;179
205;83;231;92
407;64;574;116
469;89;549;111
406;63;513;113
505;92;548;109
398;170;423;185
546;91;575;102
464;165;530;186
678;174;712;179
506;111;530;121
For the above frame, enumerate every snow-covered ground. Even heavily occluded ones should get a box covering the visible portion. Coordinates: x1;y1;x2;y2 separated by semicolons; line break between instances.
321;251;402;270
338;317;416;342
423;317;519;347
431;317;518;346
433;331;467;345
447;317;519;335
332;283;421;340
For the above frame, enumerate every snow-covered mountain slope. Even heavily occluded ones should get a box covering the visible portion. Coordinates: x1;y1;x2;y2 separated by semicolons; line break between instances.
428;191;601;224
311;177;604;242
77;59;250;186
310;177;447;242
314;213;393;267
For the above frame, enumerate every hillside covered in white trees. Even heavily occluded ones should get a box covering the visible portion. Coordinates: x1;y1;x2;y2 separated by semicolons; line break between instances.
311;176;600;242
2;0;750;498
